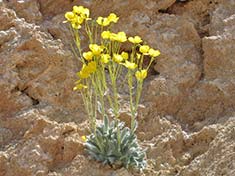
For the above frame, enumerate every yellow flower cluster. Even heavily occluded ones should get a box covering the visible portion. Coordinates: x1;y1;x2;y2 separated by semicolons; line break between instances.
65;5;90;29
67;6;161;91
96;13;119;26
78;61;97;79
128;36;142;44
101;31;127;42
139;45;160;57
135;69;147;81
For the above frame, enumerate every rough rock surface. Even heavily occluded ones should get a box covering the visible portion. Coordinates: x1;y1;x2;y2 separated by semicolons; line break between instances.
0;0;235;175
0;6;85;121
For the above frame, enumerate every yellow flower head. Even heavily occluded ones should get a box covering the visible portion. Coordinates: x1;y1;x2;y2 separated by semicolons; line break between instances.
149;48;161;57
87;61;97;73
122;60;137;70
65;11;75;21
83;51;93;61
78;69;90;79
71;21;81;29
110;32;127;42
81;135;87;142
139;45;150;55
110;33;117;41
101;31;111;39
128;36;142;44
135;69;147;81
73;83;87;91
113;54;123;63
121;52;129;60
116;32;127;42
78;62;96;79
73;15;84;24
100;54;110;64
73;6;90;19
96;17;110;26
108;13;119;23
89;44;103;56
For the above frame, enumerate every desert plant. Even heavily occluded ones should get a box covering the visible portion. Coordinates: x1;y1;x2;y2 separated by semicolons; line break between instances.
64;5;160;170
85;116;146;170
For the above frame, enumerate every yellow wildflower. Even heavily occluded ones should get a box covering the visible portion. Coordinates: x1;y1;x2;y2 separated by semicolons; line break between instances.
71;22;81;29
100;54;110;64
108;13;119;23
96;17;110;26
78;61;97;79
121;52;129;60
73;6;90;19
81;135;87;142
128;36;142;44
113;54;123;63
149;48;161;57
73;15;84;24
116;32;127;42
135;69;147;81
122;60;137;70
110;32;127;42
101;31;111;39
136;53;141;59
139;45;150;55
65;12;75;21
78;64;90;79
110;33;117;41
83;51;93;61
73;83;87;91
87;61;97;73
89;44;103;56
78;70;90;79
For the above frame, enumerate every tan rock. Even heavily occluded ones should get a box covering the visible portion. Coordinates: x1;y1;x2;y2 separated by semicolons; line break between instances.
0;6;84;119
180;118;235;176
5;0;42;24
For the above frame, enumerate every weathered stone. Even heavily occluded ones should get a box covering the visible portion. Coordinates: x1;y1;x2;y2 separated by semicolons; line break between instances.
0;7;84;119
5;0;42;24
0;0;235;175
180;118;235;176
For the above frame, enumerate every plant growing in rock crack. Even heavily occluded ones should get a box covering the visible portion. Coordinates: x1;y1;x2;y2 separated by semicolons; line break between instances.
64;5;160;171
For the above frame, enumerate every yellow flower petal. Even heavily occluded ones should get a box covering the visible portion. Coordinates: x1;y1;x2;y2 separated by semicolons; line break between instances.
73;6;90;19
149;48;161;57
113;54;123;63
108;13;119;23
101;31;111;39
116;32;127;42
121;52;129;60
128;36;142;44
77;64;90;79
83;51;93;61
139;45;150;54
135;69;147;81
89;44;103;55
71;22;81;29
110;32;127;42
101;54;110;64
73;15;84;24
87;61;97;73
122;60;137;70
73;84;87;91
65;12;75;21
96;17;110;26
78;70;90;79
81;135;87;142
